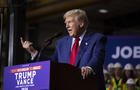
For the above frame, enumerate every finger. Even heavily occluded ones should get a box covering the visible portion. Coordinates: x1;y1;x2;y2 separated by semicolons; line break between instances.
81;67;85;76
24;41;28;45
24;41;31;44
85;68;92;78
82;71;85;79
20;37;24;44
85;68;89;78
28;41;33;46
89;69;93;75
81;67;86;79
85;69;89;78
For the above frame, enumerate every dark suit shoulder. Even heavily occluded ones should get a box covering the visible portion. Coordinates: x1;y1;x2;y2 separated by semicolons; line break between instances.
56;35;70;43
87;32;106;39
90;32;105;36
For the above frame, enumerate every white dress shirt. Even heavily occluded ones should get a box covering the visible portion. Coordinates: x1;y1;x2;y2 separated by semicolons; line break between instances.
71;30;94;74
71;30;86;49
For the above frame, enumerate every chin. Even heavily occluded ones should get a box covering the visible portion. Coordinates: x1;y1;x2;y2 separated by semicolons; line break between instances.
68;34;73;37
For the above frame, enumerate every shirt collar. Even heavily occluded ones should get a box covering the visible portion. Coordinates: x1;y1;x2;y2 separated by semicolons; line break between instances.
72;30;86;45
79;30;86;41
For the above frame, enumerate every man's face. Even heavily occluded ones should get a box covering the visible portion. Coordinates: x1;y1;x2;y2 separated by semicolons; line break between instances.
125;70;132;78
127;84;135;90
65;16;84;37
108;68;114;76
115;68;122;77
136;69;140;77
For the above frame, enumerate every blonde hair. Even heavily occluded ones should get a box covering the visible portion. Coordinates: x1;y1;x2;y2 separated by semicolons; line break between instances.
63;9;88;29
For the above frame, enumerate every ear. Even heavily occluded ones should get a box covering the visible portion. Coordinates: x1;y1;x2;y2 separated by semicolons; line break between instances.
79;22;84;28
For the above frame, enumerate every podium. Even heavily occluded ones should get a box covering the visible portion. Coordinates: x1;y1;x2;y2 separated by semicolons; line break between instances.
3;61;98;90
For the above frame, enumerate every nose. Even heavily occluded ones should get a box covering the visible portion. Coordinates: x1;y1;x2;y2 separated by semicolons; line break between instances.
66;23;69;29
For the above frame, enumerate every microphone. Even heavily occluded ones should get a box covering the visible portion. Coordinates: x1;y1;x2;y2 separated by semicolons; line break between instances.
36;32;63;61
44;32;63;42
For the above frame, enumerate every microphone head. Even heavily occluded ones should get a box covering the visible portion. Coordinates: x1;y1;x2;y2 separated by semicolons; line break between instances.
44;32;63;42
54;32;63;37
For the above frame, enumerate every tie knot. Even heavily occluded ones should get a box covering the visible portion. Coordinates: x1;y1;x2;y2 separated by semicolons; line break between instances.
75;37;80;42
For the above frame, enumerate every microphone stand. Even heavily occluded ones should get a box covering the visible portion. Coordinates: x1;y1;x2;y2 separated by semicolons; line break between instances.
36;39;53;61
36;32;63;61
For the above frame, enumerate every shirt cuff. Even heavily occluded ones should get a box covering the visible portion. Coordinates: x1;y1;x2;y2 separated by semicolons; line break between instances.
31;51;38;60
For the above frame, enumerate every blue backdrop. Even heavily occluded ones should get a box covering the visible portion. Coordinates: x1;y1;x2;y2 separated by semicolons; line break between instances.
104;35;140;68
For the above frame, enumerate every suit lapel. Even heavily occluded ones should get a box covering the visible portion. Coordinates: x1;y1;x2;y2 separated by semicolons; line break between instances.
66;36;72;63
74;32;91;66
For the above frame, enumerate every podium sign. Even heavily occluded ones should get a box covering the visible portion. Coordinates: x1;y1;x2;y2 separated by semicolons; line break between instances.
3;61;50;90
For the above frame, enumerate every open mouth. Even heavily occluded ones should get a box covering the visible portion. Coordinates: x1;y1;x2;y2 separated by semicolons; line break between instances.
67;29;72;33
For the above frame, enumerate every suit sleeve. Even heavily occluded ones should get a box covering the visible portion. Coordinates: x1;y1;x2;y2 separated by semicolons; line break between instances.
87;35;107;75
49;41;59;62
27;40;59;63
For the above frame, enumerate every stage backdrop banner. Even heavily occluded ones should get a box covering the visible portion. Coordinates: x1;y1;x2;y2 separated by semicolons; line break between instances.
105;35;140;68
3;60;50;90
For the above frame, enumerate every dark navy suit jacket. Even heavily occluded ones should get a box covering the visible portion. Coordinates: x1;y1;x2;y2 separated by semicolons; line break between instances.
48;32;106;90
30;32;106;90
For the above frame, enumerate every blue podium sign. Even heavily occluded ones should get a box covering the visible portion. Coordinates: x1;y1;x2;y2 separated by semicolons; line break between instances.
3;61;50;90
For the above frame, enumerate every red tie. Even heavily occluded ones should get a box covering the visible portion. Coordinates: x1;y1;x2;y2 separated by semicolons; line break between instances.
69;37;80;66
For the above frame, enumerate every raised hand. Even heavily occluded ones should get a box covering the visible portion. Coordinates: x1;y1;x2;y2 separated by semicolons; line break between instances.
20;37;37;56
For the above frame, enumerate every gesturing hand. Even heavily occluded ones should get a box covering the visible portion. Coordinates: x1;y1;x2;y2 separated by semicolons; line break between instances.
20;37;33;49
81;66;93;79
20;37;37;56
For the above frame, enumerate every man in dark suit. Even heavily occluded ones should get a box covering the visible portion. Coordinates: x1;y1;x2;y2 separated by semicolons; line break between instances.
21;9;106;90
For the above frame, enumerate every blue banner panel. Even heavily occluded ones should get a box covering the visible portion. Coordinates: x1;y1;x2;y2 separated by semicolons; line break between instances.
105;36;140;68
3;61;50;90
